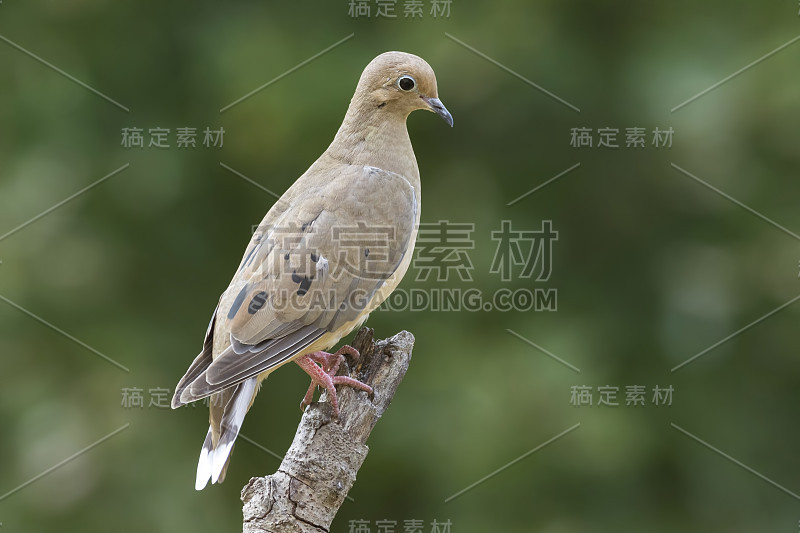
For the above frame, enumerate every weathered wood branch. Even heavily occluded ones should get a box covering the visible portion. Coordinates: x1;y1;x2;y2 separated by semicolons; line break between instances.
241;328;415;532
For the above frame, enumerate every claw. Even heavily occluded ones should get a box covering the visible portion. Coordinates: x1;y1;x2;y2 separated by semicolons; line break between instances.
295;346;373;417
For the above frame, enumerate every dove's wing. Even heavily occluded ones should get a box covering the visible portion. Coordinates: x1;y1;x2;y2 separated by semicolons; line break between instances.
173;164;416;405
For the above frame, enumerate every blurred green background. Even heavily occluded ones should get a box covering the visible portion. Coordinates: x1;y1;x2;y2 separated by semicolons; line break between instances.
2;1;799;531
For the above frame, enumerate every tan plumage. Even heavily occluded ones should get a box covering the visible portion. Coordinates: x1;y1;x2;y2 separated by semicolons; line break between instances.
172;51;452;490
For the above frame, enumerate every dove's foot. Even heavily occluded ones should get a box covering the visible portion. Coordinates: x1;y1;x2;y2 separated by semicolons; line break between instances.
296;345;373;417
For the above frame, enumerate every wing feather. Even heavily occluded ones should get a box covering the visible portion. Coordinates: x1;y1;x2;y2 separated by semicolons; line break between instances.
175;164;416;405
172;306;218;408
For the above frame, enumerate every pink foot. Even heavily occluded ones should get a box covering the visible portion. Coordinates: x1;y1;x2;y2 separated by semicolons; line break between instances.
295;345;373;417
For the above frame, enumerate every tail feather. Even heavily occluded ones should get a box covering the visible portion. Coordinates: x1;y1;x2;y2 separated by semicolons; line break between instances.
195;428;214;490
194;376;259;490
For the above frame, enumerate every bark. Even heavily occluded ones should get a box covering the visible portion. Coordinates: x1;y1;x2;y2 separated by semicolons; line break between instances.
241;328;415;532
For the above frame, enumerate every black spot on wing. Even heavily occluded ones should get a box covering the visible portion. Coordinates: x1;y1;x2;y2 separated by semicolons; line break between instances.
239;243;260;272
247;291;268;314
301;213;320;233
228;286;249;319
291;270;313;297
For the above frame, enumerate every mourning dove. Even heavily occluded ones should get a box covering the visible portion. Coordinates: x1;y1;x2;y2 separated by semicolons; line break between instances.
172;51;452;490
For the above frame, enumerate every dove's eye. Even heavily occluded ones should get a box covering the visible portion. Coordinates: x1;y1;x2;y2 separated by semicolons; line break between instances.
398;75;416;91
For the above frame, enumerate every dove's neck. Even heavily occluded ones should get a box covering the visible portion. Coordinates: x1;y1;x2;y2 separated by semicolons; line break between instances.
325;105;421;194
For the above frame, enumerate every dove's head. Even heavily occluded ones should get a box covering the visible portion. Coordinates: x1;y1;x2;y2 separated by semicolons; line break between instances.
355;51;453;127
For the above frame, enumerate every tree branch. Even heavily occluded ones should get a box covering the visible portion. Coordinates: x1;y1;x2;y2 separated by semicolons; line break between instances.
241;327;415;532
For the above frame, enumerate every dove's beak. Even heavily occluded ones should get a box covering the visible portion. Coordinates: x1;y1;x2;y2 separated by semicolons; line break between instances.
424;97;454;127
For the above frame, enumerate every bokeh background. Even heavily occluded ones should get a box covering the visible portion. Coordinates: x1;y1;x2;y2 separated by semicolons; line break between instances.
2;1;799;531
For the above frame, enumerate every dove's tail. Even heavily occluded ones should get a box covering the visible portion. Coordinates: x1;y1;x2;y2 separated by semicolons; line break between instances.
195;376;259;490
